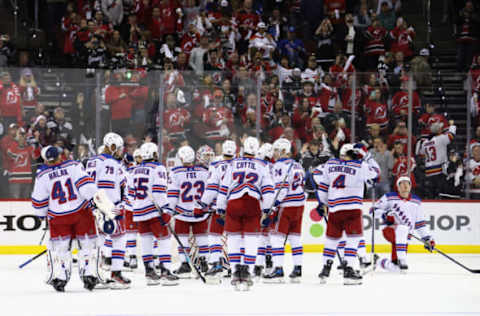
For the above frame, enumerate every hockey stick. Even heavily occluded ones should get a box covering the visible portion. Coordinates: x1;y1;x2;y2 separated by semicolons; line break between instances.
370;188;376;271
19;249;47;269
147;192;207;283
410;234;480;274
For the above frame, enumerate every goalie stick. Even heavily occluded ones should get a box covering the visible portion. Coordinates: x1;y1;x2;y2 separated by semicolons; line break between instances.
147;192;207;283
410;234;480;274
19;249;47;269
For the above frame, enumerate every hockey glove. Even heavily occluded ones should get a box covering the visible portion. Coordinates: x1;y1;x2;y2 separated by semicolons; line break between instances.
422;236;436;252
193;200;209;218
160;213;172;226
260;209;271;228
216;209;226;226
382;212;395;226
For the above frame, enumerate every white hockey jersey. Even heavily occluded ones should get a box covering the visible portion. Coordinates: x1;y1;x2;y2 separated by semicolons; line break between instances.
85;154;126;207
312;158;380;213
465;158;480;194
272;158;306;208
130;162;169;222
200;159;231;207
373;192;431;238
216;157;275;211
168;165;210;222
32;160;96;219
416;129;455;177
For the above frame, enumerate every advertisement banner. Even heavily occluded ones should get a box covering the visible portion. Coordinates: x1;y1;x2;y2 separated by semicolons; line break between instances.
0;200;479;254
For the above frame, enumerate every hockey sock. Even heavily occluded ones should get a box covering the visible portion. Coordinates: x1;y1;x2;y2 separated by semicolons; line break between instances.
78;236;97;277
208;233;223;264
337;239;346;259
111;234;126;272
288;234;303;266
357;239;367;258
244;233;259;274
345;236;361;267
103;238;112;258
141;233;154;267
177;235;190;263
270;234;285;267
51;238;71;281
226;233;242;266
157;237;172;270
323;237;339;265
395;225;410;262
196;234;209;259
378;258;400;272
382;227;397;261
256;234;268;266
153;239;159;256
125;233;137;257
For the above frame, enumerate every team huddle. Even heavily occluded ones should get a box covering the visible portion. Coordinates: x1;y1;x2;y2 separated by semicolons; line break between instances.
31;132;436;292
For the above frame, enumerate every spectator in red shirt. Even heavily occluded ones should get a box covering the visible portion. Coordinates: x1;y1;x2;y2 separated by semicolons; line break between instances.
105;71;135;136
418;103;449;138
6;128;40;198
391;77;421;120
387;121;416;154
0;71;22;127
0;123;18;184
389;17;415;59
364;87;389;131
18;68;40;120
292;97;314;143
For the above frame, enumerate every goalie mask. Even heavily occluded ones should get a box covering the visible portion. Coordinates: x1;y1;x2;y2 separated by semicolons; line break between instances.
196;145;215;166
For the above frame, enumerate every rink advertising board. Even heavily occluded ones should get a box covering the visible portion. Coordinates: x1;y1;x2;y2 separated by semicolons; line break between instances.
0;200;479;254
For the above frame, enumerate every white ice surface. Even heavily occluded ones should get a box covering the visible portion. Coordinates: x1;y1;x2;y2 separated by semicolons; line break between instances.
2;253;480;316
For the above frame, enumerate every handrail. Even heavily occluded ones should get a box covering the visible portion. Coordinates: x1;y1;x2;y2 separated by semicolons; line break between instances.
426;0;432;45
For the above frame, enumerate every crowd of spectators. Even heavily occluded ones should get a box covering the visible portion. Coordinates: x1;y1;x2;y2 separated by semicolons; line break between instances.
0;0;480;200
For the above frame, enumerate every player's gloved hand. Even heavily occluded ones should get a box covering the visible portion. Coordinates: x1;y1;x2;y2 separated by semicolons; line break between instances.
382;212;395;225
422;236;436;252
315;205;326;218
193;208;205;218
260;209;271;228
161;213;171;226
216;214;225;226
353;142;369;160
193;200;209;218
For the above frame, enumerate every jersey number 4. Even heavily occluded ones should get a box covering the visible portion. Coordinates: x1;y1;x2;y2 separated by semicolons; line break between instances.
51;179;78;204
332;175;346;189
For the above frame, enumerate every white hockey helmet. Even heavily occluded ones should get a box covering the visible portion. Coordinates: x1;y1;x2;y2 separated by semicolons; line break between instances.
103;132;124;154
133;148;142;158
396;176;411;188
97;145;105;155
272;138;291;155
41;145;61;162
140;142;158;161
222;140;237;157
243;136;259;156
256;143;273;160
177;145;195;164
339;143;355;159
196;145;215;166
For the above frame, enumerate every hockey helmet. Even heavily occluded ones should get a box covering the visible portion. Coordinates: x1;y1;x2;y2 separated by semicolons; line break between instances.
140;142;158;161
256;143;273;160
272;138;291;155
339;143;355;159
103;132;124;154
177;145;195;164
196;145;215;166
243;137;259;156
222;140;237;157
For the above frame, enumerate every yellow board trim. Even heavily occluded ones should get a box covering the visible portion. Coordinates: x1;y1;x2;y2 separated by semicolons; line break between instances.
1;245;480;255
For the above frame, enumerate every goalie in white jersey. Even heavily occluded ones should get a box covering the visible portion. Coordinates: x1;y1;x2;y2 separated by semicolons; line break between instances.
372;176;435;272
313;143;380;285
263;138;306;283
32;146;99;292
216;136;275;290
129;142;179;286
167;145;210;278
195;140;237;280
85;132;131;289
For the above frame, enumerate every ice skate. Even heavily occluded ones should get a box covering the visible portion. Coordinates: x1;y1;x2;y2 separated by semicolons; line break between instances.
173;262;192;279
264;254;273;275
100;256;111;271
205;261;223;284
129;255;138;269
319;259;333;284
110;271;131;289
82;275;98;291
122;260;131;272
233;265;252;291
359;256;372;269
51;278;67;292
197;256;209;274
145;266;161;286
344;266;363;285
157;263;179;286
263;267;285;283
289;265;302;283
398;259;408;273
253;265;264;280
231;264;245;290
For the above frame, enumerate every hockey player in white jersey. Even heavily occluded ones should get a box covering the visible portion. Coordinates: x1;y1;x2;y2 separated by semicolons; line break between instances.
195;140;237;281
262;138;305;283
373;176;435;272
32;146;102;292
130;142;179;286
254;142;274;278
124;150;141;270
168;145;210;278
416;121;456;198
313;143;380;285
85;132;131;289
216;137;275;290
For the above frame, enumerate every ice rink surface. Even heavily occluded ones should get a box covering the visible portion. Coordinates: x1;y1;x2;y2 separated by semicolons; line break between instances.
2;253;480;316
